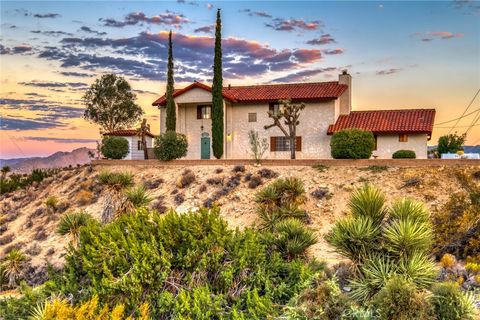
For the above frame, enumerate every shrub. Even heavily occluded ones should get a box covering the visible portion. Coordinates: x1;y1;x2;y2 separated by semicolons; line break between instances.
311;187;331;200
154;131;188;161
174;193;185;205
372;276;434;320
25;244;41;256
198;184;207;193
402;177;422;188
257;205;307;230
206;177;223;185
100;136;129;159
1;248;26;288
57;211;93;246
144;178;164;189
98;171;134;191
393;150;416;159
312;164;328;173
430;282;477;320
257;168;279;179
45;196;58;210
232;165;245;173
268;218;317;260
330;129;375;159
75;189;93;206
248;175;263;189
0;234;14;245
151;196;168;213
176;170;195;188
437;133;466;155
34;227;48;241
440;254;456;269
214;168;223;174
362;165;388;172
125;185;152;209
255;177;305;209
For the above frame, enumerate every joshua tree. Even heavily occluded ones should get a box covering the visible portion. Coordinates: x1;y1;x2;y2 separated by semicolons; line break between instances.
137;118;151;159
57;211;92;247
264;99;305;159
211;9;224;159
98;171;134;223
165;30;176;132
2;249;26;288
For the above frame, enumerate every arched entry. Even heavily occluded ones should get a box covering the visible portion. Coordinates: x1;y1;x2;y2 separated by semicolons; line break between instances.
201;132;210;159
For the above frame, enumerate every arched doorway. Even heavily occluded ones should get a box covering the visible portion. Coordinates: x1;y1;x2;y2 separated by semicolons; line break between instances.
201;132;210;159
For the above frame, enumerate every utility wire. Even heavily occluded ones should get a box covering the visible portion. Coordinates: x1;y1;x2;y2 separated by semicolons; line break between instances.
435;105;480;126
447;88;480;134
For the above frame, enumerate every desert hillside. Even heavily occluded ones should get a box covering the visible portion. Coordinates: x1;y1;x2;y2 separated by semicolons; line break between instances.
0;163;474;270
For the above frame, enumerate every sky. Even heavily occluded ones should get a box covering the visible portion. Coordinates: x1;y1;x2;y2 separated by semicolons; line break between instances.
0;0;479;158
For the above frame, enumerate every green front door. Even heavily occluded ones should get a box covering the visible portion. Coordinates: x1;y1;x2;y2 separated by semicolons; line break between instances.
201;136;210;159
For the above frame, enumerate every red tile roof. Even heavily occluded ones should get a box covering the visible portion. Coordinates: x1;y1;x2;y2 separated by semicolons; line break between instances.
152;81;347;106
104;129;155;138
327;109;436;136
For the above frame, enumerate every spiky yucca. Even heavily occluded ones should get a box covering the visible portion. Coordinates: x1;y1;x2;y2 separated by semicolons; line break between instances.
98;171;134;191
383;218;433;258
2;248;26;288
270;218;317;260
125;185;153;210
389;198;429;223
98;171;134;223
255;177;305;208
257;205;307;230
57;211;93;246
348;183;386;225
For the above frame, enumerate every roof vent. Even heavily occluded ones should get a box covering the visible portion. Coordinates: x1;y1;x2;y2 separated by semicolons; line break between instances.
342;69;348;75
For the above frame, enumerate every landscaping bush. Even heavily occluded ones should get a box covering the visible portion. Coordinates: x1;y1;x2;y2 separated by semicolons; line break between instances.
125;185;152;209
154;131;188;161
430;282;477;320
392;150;416;159
100;136;129;159
248;175;263;189
75;189;93;206
232;165;245;173
176;170;195;188
330;129;375;159
257;168;279;179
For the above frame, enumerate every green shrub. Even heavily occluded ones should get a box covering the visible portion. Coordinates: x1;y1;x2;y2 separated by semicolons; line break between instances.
57;211;94;246
255;177;305;209
154;131;188;161
392;150;416;159
97;171;134;191
372;276;434;320
125;185;152;209
330;129;375;159
430;282;477;320
257;205;307;230
100;136;129;159
45;196;58;210
267;218;317;260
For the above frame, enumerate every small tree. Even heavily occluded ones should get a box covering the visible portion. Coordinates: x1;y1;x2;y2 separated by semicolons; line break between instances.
330;129;375;159
84;74;144;133
248;130;268;164
211;9;224;159
2;249;26;288
100;136;129;159
437;132;466;154
1;166;10;179
154;131;188;161
165;30;176;132
264;99;305;159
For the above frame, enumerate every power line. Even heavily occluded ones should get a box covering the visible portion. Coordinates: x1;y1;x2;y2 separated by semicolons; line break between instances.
435;123;480;129
465;108;480;135
435;105;480;126
447;88;480;134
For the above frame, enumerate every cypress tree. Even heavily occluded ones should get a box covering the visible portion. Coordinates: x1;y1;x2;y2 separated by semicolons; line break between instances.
165;30;176;132
211;9;224;159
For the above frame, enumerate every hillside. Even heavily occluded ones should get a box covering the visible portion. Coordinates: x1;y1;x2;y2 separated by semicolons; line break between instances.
0;147;96;173
0;163;474;269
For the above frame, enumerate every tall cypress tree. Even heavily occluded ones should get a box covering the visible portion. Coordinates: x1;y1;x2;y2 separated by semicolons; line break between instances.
165;30;176;132
211;9;224;159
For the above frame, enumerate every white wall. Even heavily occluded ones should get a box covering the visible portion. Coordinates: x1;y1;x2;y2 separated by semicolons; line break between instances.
374;134;428;159
123;136;153;160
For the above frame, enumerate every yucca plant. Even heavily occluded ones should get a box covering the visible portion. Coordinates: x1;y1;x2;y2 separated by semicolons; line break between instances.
325;216;381;264
398;252;437;288
430;282;477;320
271;218;317;260
255;177;305;209
348;184;386;225
383;218;433;258
125;184;153;210
98;171;134;223
257;205;307;230
57;211;93;247
2;248;26;288
389;198;429;223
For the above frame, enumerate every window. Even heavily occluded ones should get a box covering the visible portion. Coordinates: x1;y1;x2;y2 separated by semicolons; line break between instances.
197;105;212;119
270;136;302;152
373;135;378;151
137;140;143;150
248;112;257;122
399;134;408;142
268;103;281;117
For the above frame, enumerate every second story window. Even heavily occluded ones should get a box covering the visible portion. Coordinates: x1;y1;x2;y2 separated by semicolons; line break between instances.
268;103;281;117
399;134;408;142
248;112;257;122
197;105;212;119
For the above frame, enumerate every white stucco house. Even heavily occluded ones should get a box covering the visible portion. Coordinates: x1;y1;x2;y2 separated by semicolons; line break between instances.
152;71;435;159
103;129;154;160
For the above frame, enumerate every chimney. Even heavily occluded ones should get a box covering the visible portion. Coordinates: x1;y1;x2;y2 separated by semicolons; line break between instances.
228;84;231;90
338;70;352;115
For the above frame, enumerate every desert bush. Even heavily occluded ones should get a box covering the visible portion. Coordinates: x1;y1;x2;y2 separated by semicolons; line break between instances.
125;185;152;209
56;201;70;213
0;233;14;245
0;224;7;235
154;131;188;161
472;170;480;180
402;177;422;188
255;177;305;209
214;168;223;174
100;136;129;159
232;165;245;173
257;168;279;179
57;211;93;246
440;254;456;269
430;282;477;320
46;248;55;256
392;150;416;159
55;208;317;318
257;205;308;230
151;196;168;213
176;170;195;188
1;248;26;288
312;164;328;173
372;276;434;320
248;175;263;189
198;184;207;193
362;165;388;172
330;129;375;159
311;187;331;200
206;176;223;185
45;196;58;211
0;168;59;195
25;243;41;256
266;218;316;260
34;227;48;241
97;171;134;191
75;189;93;206
174;193;185;205
144;178;164;189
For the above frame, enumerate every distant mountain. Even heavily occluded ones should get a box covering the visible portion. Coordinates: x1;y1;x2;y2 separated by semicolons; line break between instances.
0;147;96;173
428;145;480;153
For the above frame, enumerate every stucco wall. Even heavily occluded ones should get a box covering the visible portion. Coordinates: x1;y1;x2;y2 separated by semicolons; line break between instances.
374;134;428;159
177;103;214;159
124;136;153;160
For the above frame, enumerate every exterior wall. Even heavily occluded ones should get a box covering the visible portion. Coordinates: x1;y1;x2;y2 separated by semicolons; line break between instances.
174;87;212;104
177;103;214;159
124;136;153;160
338;73;352;115
374;133;428;159
159;107;166;134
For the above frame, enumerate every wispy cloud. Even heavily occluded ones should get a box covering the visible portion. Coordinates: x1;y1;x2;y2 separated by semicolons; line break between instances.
414;31;464;42
194;24;214;34
100;11;189;28
323;48;344;55
376;68;402;76
266;18;322;32
306;34;336;45
33;13;60;18
0;44;33;54
24;137;97;143
18;80;88;88
239;9;272;18
272;67;337;83
60;71;92;78
80;26;107;36
31;30;73;36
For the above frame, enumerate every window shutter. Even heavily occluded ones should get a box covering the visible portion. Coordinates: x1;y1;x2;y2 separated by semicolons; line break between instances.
197;105;202;119
270;137;276;151
295;136;302;151
268;103;274;113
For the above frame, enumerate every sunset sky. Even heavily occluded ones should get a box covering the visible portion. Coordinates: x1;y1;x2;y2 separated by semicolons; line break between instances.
1;0;479;158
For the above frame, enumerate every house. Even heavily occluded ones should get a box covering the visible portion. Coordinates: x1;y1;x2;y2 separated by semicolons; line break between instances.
152;71;435;159
103;129;154;160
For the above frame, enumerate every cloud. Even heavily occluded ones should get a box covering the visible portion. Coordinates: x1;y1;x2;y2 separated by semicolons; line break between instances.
272;67;337;83
206;3;214;10
194;25;214;33
33;13;60;18
376;68;402;75
80;26;107;36
239;9;272;18
31;30;73;36
323;48;344;55
0;117;65;130
60;71;92;77
24;137;97;143
307;34;336;45
414;31;464;42
19;80;88;88
453;0;480;14
100;11;189;28
266;18;322;32
1;44;33;55
177;0;199;6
